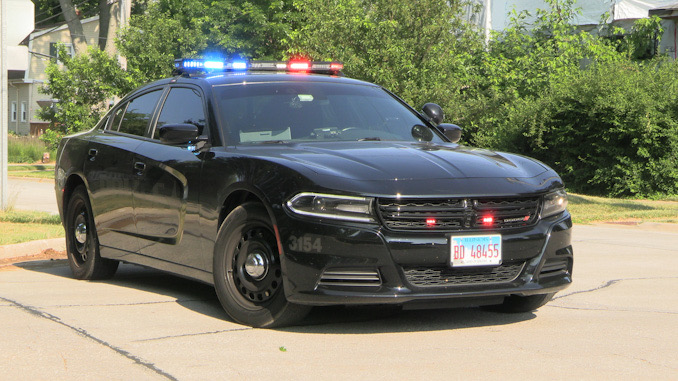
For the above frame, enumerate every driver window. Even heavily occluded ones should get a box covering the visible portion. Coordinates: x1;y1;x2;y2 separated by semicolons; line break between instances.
117;90;163;136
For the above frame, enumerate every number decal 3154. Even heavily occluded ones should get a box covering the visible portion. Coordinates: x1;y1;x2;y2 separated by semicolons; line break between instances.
288;235;323;253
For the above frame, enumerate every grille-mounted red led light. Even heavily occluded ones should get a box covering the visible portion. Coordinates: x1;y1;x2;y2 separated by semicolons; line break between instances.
482;216;494;225
426;218;437;227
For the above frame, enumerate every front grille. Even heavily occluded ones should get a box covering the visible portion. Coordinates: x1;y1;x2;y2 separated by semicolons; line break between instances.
318;269;382;287
377;196;541;231
403;262;525;287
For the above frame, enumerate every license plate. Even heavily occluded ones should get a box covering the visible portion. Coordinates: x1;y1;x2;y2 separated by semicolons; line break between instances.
450;234;502;267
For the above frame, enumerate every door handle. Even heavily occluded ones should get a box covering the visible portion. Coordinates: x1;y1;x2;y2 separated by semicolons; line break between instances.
134;161;146;175
88;148;98;161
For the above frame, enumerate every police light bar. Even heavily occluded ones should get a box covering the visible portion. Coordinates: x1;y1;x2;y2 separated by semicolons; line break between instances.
173;58;343;76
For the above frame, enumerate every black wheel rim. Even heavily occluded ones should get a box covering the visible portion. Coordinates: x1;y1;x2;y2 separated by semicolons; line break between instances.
227;223;282;306
70;201;89;265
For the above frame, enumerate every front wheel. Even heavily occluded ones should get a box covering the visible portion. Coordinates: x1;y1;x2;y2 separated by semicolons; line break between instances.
483;293;556;313
213;202;310;328
64;185;118;280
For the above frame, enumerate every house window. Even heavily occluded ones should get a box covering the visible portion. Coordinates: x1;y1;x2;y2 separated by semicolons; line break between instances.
21;102;27;122
11;102;17;122
49;42;75;61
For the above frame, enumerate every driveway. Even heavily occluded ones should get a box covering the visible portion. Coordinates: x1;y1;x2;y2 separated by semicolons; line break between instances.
0;224;677;380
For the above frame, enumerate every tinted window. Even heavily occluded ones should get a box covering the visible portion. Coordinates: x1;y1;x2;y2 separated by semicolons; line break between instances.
108;104;127;131
154;87;207;139
214;82;441;144
118;90;162;136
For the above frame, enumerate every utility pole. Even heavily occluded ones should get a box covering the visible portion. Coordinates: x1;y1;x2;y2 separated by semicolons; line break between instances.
1;0;34;210
1;0;8;210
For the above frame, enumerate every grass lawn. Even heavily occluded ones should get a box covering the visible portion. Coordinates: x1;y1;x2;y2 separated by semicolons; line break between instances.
8;164;55;180
0;222;64;245
0;210;63;245
568;193;678;224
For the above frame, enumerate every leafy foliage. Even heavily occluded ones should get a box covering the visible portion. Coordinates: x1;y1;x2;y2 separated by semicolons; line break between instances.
37;0;678;197
515;61;678;197
116;0;299;83
450;0;678;197
290;0;482;111
37;45;136;148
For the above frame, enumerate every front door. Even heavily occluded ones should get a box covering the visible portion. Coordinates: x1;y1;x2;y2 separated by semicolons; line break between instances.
133;86;208;269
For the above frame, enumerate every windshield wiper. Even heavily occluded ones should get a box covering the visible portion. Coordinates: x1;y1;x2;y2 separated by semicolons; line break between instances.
358;137;381;141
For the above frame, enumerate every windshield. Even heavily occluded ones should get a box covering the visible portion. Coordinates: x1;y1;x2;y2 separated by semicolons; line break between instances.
213;81;443;144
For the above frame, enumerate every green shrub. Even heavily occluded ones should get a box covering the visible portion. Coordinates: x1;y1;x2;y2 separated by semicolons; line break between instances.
454;0;677;197
7;136;55;163
490;60;678;197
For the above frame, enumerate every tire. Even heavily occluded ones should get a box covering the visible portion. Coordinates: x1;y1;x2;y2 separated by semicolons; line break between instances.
483;293;556;313
213;202;311;328
64;185;119;280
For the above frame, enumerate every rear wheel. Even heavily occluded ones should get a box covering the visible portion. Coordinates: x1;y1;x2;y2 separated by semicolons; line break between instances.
213;202;310;328
484;293;556;313
64;185;118;279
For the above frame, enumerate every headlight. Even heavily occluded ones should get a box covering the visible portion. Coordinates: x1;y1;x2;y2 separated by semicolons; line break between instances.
542;189;568;218
286;193;376;222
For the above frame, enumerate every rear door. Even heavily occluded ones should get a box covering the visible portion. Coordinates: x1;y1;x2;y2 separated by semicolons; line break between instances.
132;86;208;269
86;88;164;258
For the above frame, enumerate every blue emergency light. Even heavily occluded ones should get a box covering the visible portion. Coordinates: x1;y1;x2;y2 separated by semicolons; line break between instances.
173;58;343;76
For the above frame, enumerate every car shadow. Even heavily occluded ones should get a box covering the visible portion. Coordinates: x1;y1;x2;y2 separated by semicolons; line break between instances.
16;260;537;333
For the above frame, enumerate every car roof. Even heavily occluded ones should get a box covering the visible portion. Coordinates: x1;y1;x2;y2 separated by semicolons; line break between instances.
166;72;380;88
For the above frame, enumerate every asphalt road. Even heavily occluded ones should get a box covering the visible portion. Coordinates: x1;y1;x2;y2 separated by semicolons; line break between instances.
6;177;58;214
1;224;677;380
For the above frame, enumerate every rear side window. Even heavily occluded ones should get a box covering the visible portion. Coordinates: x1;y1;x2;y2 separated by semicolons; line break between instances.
108;105;127;131
153;87;207;139
117;90;163;136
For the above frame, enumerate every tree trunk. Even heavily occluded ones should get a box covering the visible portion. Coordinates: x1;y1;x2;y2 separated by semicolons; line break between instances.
98;0;111;51
58;0;88;54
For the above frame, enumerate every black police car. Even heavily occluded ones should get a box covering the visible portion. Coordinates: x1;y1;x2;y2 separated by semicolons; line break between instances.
55;58;572;327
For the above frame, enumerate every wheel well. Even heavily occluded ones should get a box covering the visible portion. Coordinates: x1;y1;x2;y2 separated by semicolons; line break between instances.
218;190;264;231
63;175;86;209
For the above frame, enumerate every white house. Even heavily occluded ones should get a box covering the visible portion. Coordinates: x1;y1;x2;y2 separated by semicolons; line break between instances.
470;0;678;58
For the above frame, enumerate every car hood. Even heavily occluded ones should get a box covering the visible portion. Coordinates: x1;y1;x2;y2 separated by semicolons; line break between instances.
262;141;549;181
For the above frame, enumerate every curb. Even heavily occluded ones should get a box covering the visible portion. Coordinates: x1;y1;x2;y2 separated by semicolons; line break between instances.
0;238;66;261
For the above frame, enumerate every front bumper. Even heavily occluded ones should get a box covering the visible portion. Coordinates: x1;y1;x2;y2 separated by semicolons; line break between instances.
277;211;573;307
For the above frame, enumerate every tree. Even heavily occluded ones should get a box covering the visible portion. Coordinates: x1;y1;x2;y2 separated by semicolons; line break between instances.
290;0;482;111
38;45;137;148
57;0;88;54
116;0;300;83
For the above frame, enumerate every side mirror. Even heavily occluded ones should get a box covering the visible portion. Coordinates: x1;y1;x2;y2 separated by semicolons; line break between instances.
438;123;462;143
422;103;444;125
158;123;200;145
